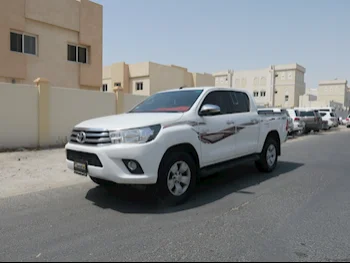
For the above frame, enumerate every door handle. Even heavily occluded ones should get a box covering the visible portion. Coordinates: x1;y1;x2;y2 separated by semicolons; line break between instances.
227;120;235;125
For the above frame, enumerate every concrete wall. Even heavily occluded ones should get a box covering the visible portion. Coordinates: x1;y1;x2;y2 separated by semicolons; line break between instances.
49;87;116;146
122;93;148;112
0;83;38;150
0;79;116;151
0;0;102;90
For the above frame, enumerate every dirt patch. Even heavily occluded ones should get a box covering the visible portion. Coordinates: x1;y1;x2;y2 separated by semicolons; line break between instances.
0;148;87;199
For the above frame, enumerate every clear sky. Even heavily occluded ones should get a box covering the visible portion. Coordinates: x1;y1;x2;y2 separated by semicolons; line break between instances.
94;0;350;89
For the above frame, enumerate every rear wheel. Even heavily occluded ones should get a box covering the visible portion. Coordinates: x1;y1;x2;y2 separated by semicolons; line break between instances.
255;137;278;173
156;152;197;206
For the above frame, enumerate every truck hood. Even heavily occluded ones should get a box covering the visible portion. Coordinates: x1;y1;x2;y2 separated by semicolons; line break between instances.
75;113;184;130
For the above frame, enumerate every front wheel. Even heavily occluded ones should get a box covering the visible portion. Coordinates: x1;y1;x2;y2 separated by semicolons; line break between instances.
255;137;278;173
156;152;197;206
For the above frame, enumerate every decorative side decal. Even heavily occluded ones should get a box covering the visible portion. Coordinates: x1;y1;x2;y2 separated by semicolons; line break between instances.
163;118;265;145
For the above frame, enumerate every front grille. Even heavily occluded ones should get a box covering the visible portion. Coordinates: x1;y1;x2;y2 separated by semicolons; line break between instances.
66;150;103;167
70;128;111;146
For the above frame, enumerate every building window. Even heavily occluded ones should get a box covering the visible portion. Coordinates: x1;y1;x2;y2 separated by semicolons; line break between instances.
102;84;108;92
67;44;88;64
260;77;267;86
136;82;143;91
253;91;259;97
260;91;266;97
285;95;289;102
281;72;286;80
288;72;293;80
114;82;121;87
10;32;37;55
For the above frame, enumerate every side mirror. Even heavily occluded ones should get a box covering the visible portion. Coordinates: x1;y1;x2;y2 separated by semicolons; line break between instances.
199;104;221;116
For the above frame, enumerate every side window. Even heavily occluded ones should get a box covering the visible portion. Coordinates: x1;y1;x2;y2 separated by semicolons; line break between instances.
230;91;250;113
201;91;234;115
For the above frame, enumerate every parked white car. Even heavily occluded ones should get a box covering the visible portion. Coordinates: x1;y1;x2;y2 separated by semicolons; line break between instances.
319;111;337;128
65;87;288;205
285;109;306;134
345;114;350;127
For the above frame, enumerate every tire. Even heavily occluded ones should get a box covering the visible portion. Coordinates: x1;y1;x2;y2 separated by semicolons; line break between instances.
90;176;115;187
304;129;310;134
156;152;197;206
297;127;305;136
255;137;278;173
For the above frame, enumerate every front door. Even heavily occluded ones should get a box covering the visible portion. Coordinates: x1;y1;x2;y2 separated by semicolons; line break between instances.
228;91;260;157
197;90;237;166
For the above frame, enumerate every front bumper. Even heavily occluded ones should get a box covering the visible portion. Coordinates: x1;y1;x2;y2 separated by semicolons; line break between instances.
65;141;164;185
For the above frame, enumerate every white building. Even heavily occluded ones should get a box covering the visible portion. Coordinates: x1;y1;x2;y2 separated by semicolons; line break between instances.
213;63;306;108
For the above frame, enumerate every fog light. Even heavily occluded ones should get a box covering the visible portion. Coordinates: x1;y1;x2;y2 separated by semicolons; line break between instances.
127;161;138;171
122;159;144;175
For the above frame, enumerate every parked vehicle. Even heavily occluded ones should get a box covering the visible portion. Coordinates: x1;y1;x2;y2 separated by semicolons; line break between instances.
298;109;323;133
65;87;288;205
319;111;337;129
321;120;329;130
345;114;350;128
285;109;306;135
315;107;335;113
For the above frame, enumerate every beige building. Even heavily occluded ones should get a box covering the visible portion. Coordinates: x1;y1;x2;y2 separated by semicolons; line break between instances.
0;0;102;90
273;64;306;108
102;61;215;96
299;80;350;110
213;63;306;108
318;79;349;107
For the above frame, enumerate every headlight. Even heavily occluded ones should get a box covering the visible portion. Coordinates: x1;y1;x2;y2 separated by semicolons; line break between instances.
109;124;161;144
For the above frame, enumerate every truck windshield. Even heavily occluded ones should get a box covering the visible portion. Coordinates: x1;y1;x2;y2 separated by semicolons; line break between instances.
129;89;204;113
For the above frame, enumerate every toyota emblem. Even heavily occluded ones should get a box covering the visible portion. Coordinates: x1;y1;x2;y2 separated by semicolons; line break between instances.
76;132;86;144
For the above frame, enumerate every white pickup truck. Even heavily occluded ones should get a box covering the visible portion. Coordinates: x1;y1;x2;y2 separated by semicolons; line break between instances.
65;87;288;205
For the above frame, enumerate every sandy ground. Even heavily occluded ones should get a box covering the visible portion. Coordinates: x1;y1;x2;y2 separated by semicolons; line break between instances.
0;148;87;199
0;126;349;199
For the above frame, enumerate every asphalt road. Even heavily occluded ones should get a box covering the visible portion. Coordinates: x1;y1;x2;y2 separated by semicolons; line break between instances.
1;129;350;262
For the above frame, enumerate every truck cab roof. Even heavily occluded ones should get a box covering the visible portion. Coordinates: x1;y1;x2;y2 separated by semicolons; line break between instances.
158;86;250;95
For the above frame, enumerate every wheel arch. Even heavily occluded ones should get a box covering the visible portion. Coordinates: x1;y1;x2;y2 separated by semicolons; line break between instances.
264;130;281;156
158;143;200;176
